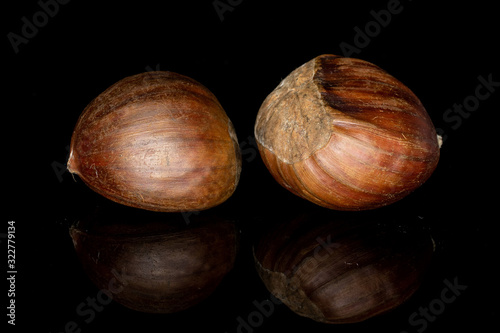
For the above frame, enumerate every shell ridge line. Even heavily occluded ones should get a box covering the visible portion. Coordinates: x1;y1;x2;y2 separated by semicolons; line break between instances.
330;120;436;162
314;139;414;199
290;161;330;206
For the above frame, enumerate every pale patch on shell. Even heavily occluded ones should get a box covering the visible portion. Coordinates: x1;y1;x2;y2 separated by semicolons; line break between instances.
254;58;334;164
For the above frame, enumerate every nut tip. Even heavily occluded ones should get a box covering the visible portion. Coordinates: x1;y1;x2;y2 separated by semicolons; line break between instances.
66;148;78;174
437;134;443;148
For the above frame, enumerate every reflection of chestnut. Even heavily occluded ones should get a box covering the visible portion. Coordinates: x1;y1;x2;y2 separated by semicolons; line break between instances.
70;209;239;313
253;212;434;324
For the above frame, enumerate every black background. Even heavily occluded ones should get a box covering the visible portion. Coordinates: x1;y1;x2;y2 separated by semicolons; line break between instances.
4;0;499;332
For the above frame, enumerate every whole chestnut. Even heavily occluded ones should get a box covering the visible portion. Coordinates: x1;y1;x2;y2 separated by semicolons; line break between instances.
255;54;441;210
69;209;239;313
253;212;434;323
67;71;241;212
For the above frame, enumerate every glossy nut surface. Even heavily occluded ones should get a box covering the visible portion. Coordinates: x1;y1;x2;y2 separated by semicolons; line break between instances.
255;55;440;210
68;71;241;212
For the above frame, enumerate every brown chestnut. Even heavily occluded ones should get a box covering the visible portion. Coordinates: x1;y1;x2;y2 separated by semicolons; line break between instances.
253;212;434;323
67;71;241;212
69;210;239;313
255;54;441;211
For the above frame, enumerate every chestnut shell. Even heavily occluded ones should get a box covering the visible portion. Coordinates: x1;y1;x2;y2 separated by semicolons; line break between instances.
70;210;239;313
253;212;434;323
255;54;440;210
68;71;241;212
